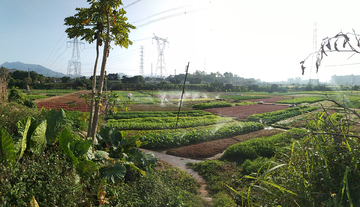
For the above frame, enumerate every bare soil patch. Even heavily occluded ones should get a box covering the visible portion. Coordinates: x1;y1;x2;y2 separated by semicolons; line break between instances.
204;104;289;119
166;129;284;159
36;90;91;112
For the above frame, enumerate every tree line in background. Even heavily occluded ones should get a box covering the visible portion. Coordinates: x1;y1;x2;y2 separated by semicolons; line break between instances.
2;66;360;93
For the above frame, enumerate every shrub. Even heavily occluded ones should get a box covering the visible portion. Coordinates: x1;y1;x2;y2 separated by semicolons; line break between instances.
23;98;37;108
0;102;42;135
65;110;89;131
103;163;205;206
241;157;273;175
230;106;360;206
213;192;237;207
0;144;85;206
8;87;24;103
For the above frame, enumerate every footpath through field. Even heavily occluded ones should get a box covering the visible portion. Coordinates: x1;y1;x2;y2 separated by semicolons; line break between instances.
139;148;213;202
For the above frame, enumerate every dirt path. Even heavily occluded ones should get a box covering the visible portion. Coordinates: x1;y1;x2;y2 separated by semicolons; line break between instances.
139;148;213;203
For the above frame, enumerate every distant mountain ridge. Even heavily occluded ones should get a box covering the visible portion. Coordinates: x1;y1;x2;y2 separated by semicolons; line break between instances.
1;61;130;79
1;61;67;77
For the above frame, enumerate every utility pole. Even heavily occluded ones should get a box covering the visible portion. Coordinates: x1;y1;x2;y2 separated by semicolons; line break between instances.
139;45;144;76
67;37;84;77
152;33;169;78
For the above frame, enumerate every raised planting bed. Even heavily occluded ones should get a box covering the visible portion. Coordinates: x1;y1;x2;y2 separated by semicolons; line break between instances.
275;96;325;104
136;122;265;149
204;104;289;119
166;128;284;159
107;115;234;130
246;106;318;125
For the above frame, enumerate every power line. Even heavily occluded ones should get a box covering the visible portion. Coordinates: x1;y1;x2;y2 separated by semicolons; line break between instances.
135;8;206;28
124;0;142;9
44;32;66;66
132;5;190;24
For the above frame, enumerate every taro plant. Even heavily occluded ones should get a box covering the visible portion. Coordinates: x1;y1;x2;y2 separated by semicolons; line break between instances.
93;126;158;182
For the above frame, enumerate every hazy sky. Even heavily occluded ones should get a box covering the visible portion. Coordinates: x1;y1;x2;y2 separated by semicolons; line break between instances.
2;0;360;82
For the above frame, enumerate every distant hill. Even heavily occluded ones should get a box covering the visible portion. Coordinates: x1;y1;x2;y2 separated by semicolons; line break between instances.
1;61;67;77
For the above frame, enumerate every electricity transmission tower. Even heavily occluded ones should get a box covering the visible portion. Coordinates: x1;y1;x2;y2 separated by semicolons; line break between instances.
152;33;169;78
67;38;84;77
139;45;144;76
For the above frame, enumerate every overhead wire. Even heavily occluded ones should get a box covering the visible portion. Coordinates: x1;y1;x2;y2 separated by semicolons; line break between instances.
43;32;66;66
135;8;207;28
124;0;142;9
132;5;191;24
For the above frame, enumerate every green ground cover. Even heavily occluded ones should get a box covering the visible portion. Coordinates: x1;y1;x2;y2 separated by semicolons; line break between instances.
136;121;264;149
30;89;77;94
275;96;325;104
107;115;234;130
246;106;318;125
107;110;212;119
23;94;48;100
220;95;270;100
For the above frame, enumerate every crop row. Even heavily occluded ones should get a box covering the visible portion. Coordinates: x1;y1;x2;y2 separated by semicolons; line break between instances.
222;128;307;160
192;101;232;109
246;106;318;125
107;115;234;130
220;95;270;100
24;95;48;100
107;110;212;119
275;96;325;104
136;122;264;149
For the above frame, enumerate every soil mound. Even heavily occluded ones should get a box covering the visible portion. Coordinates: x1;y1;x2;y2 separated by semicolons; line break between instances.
166;129;284;159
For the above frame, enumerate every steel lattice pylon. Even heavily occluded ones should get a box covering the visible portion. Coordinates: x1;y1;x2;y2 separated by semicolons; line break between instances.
153;33;169;78
67;38;84;77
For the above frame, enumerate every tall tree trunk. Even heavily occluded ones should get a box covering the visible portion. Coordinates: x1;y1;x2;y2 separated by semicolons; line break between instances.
91;12;111;140
87;31;100;139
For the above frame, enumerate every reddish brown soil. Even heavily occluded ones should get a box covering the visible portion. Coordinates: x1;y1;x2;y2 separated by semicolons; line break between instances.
36;90;91;112
166;129;284;159
204;104;289;119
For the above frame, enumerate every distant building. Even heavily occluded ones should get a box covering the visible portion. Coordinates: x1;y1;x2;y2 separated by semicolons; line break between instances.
331;74;360;85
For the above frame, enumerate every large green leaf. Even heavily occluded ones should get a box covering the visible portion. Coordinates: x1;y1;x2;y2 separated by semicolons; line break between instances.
58;128;78;165
93;150;110;161
99;162;126;183
77;159;99;177
14;117;32;160
0;129;15;165
29;120;47;156
44;108;68;144
73;139;93;158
